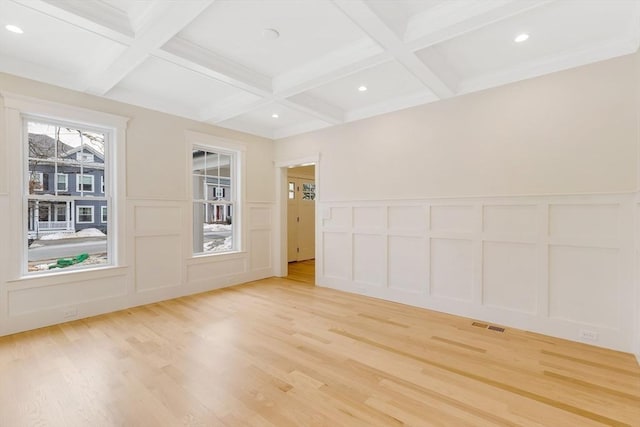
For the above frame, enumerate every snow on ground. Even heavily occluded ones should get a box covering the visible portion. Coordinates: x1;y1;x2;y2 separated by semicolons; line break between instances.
203;223;232;232
204;236;233;252
39;228;106;240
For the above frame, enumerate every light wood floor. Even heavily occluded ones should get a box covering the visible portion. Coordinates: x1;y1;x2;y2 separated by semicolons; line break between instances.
0;274;639;426
286;259;315;284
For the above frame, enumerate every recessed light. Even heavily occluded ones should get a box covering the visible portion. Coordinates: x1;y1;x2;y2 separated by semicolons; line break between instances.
272;113;279;118
262;28;280;40
358;85;367;92
5;24;23;34
514;33;529;43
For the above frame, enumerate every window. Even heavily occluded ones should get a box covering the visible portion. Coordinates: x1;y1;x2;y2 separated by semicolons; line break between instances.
302;182;316;200
76;174;94;193
55;205;67;221
288;182;295;199
25;118;111;273
56;173;68;192
101;206;107;223
192;147;237;254
100;175;105;193
76;206;94;223
76;152;94;162
28;171;45;192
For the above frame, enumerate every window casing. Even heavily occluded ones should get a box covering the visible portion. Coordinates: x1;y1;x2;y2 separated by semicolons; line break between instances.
76;174;94;193
192;146;238;255
76;206;94;223
101;206;107;223
56;173;68;192
24;117;111;273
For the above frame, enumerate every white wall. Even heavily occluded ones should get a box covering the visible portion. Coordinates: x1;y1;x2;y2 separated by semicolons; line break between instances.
276;52;640;355
0;72;276;336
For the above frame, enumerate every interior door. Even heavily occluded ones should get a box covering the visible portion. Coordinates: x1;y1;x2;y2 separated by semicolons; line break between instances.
287;177;316;262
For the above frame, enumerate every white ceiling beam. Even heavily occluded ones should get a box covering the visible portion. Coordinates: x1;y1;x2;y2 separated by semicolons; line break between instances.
332;0;454;99
83;0;215;95
273;38;388;97
201;96;272;123
406;0;553;51
11;0;134;43
157;37;272;96
283;93;344;125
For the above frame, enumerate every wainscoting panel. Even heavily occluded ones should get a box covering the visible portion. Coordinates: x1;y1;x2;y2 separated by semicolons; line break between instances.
549;245;620;328
353;233;385;287
388;235;427;293
318;194;637;353
549;204;619;241
250;229;272;271
323;232;351;280
483;204;537;237
430;238;474;301
483;241;537;314
134;205;182;236
135;235;182;291
353;207;385;231
431;205;474;233
388;206;426;233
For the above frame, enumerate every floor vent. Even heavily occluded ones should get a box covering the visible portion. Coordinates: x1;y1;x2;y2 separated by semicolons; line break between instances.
472;322;506;333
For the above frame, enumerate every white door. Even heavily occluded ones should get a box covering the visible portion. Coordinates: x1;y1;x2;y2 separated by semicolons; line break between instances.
287;177;316;262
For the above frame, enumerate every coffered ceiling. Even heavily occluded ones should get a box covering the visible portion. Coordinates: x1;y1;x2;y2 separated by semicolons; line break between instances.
1;0;638;139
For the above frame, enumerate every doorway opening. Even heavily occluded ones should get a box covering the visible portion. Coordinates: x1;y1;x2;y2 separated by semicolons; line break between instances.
286;165;315;284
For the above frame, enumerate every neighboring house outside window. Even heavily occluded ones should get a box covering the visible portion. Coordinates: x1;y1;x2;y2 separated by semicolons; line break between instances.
76;206;94;223
192;146;238;255
25;119;111;273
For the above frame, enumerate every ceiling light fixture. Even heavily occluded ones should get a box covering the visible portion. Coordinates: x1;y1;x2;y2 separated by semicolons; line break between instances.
358;85;367;92
262;28;280;40
5;24;24;34
272;113;279;118
514;33;529;43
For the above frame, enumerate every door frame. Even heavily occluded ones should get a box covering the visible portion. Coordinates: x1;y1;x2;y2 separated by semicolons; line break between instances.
275;155;319;279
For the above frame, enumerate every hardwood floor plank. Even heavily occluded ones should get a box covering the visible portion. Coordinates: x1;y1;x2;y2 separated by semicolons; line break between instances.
0;273;639;426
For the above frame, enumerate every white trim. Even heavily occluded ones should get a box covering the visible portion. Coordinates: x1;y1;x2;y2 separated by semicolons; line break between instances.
275;156;320;278
76;205;94;223
3;95;127;278
100;175;105;194
76;173;95;193
100;206;107;223
56;173;68;192
187;131;246;258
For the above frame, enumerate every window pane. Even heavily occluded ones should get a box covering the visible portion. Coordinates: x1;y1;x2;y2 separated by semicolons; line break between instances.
27;199;108;272
26;120;109;274
193;202;233;254
192;147;236;255
205;151;218;177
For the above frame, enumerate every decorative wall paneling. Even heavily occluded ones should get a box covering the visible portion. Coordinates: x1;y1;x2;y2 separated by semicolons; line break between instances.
318;194;636;353
0;198;275;336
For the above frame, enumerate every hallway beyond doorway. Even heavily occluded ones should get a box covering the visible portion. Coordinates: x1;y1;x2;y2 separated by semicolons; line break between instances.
286;259;315;284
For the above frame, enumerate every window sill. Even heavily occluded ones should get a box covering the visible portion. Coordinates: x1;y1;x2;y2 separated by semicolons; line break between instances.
188;250;247;264
6;265;129;289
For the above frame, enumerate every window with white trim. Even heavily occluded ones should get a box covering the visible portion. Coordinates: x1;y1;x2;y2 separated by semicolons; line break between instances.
101;206;107;223
76;174;94;193
192;147;236;254
56;173;68;192
25;119;110;273
76;206;94;223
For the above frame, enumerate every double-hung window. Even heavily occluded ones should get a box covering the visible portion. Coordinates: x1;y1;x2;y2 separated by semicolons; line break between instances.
192;147;238;254
25;119;110;272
